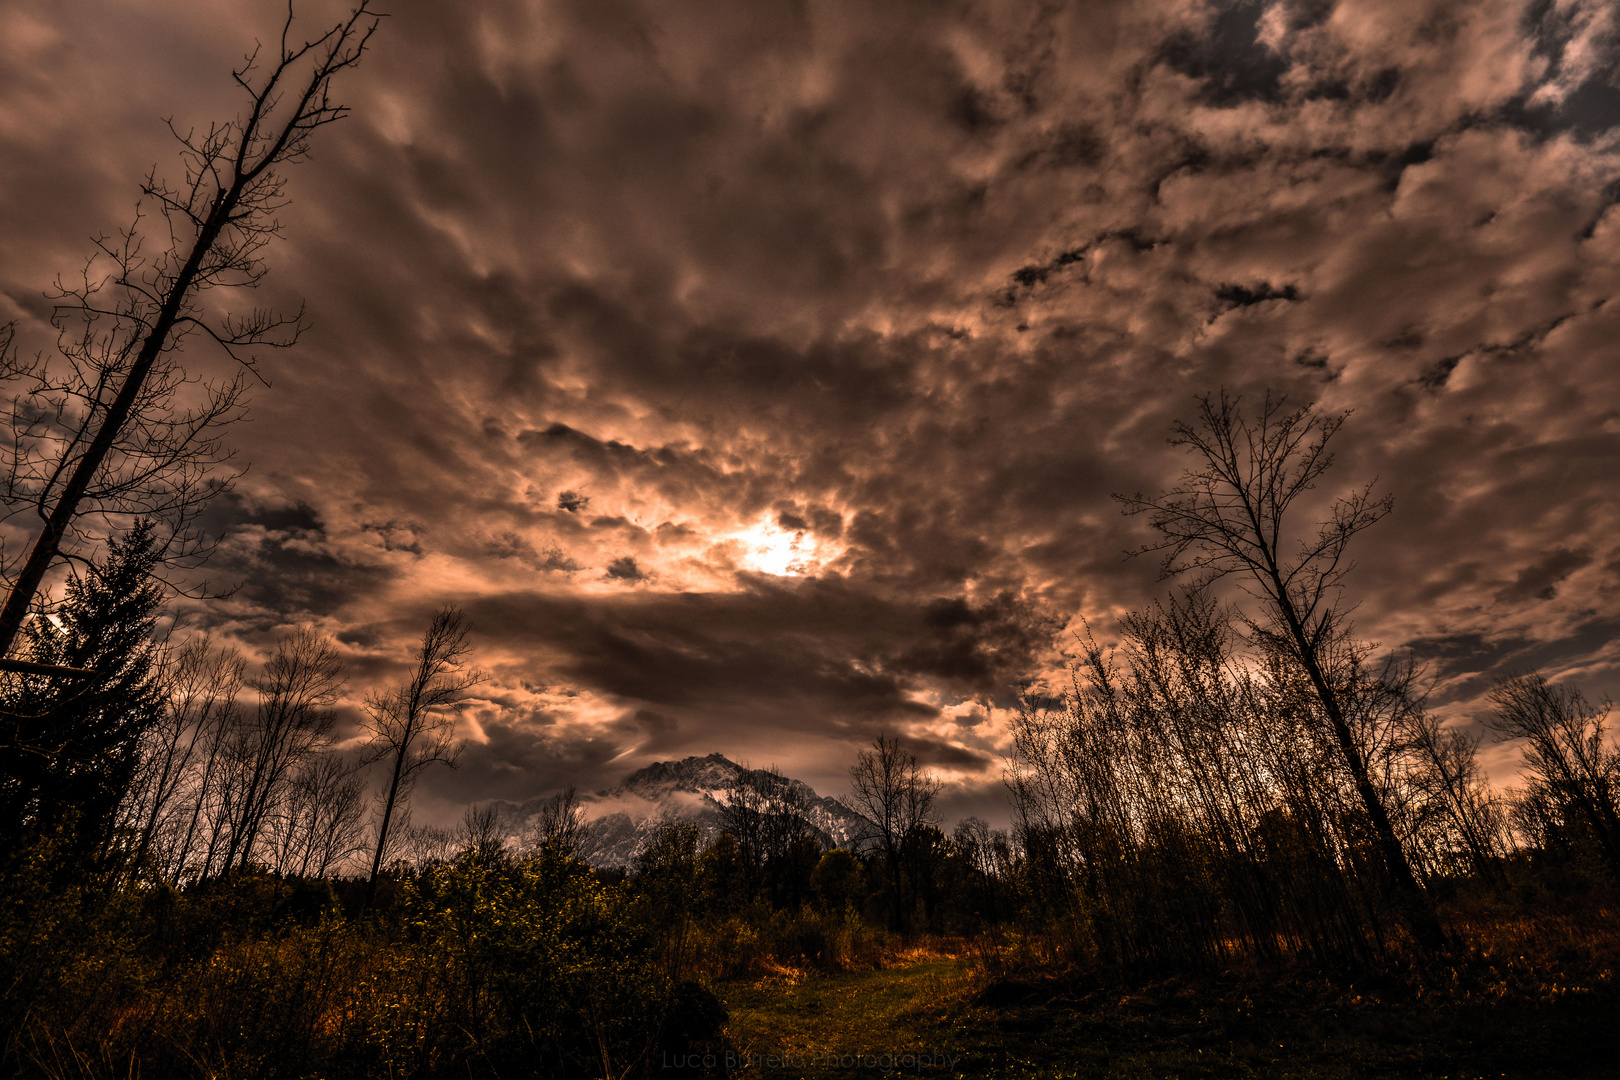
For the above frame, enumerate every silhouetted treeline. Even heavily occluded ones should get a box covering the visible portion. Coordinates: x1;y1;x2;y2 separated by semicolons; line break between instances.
2;514;1618;1077
1010;593;1458;968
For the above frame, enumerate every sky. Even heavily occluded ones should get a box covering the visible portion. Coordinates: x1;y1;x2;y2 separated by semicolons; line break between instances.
1;0;1617;826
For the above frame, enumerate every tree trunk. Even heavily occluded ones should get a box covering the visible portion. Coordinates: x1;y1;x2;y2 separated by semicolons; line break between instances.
365;748;408;904
0;192;236;659
1274;594;1446;954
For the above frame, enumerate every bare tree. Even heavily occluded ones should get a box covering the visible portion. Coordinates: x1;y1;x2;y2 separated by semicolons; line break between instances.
1400;707;1510;887
848;734;940;932
1487;671;1620;878
757;767;813;865
1007;597;1420;968
164;640;248;880
362;608;479;899
719;765;803;865
122;634;245;876
953;816;1003;921
0;3;382;658
219;627;345;875
529;784;587;855
718;764;770;876
459;804;510;864
400;818;457;871
1116;391;1444;952
264;750;368;878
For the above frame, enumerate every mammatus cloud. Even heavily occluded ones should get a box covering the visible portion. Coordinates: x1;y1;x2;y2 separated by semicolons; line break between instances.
1;0;1615;817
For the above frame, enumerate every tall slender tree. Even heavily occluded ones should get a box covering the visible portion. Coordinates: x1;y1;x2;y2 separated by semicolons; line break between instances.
1117;391;1445;952
363;607;479;899
167;643;248;881
0;3;382;659
1400;704;1509;887
528;784;587;856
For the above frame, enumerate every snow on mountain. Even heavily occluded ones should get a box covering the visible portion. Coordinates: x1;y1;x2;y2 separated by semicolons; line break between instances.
502;753;867;869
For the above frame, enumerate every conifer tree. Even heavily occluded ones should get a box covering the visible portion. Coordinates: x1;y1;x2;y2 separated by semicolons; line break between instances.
0;521;165;854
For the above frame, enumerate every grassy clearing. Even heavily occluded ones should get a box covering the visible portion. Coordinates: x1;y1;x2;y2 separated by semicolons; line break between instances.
717;947;1620;1080
719;953;970;1078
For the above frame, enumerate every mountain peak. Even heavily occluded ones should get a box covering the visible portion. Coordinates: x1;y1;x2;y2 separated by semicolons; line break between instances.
518;753;867;869
620;752;747;798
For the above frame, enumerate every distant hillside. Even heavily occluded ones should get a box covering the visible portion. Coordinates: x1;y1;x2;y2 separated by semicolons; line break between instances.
503;752;867;869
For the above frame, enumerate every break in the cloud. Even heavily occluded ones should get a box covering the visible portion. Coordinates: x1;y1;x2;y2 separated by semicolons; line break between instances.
1;0;1616;816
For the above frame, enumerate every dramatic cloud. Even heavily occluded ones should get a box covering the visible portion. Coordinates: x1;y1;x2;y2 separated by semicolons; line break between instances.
2;0;1616;817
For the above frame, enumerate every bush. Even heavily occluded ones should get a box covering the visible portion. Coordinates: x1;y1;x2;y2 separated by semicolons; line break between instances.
0;845;726;1080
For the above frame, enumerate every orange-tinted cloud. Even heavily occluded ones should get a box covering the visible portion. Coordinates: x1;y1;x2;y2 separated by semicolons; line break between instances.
1;0;1616;819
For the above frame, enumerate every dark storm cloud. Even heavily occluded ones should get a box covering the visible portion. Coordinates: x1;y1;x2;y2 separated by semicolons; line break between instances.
461;577;1051;725
3;0;1618;819
1161;0;1294;107
177;492;398;632
1408;615;1620;702
1495;546;1596;603
434;700;633;806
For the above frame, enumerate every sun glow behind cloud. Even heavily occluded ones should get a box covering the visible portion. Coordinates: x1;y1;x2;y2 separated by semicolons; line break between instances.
730;517;834;576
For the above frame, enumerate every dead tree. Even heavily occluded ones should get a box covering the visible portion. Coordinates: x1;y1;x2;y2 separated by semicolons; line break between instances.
0;3;382;659
163;640;247;881
718;764;810;889
362;608;478;899
1117;390;1446;953
459;804;510;864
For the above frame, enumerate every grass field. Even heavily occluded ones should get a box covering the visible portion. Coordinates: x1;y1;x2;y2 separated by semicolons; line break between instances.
716;949;1619;1079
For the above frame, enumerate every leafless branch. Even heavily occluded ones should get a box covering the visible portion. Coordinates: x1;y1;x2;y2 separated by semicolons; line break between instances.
0;2;383;656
